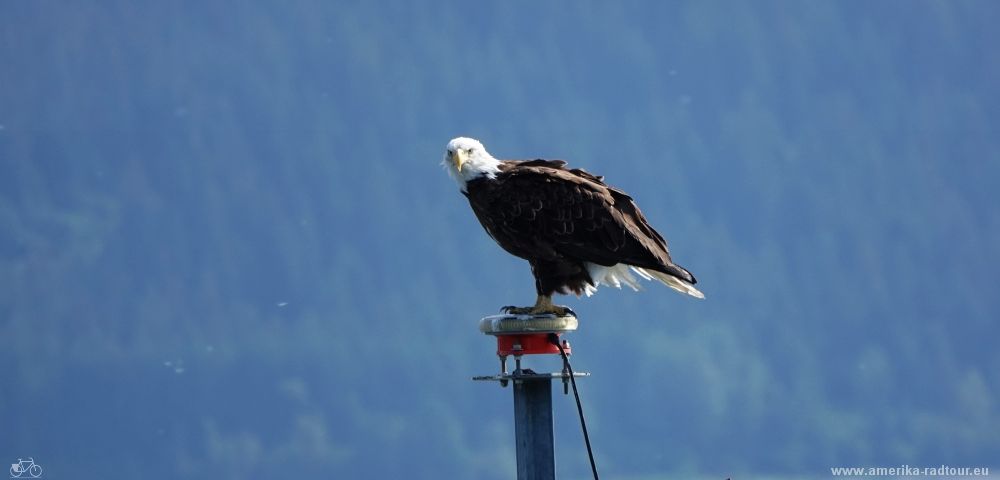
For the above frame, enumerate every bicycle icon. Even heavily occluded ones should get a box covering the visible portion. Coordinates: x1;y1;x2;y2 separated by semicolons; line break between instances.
9;458;42;478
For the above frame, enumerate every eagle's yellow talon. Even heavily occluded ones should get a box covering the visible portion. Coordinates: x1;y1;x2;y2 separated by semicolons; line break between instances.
500;296;574;316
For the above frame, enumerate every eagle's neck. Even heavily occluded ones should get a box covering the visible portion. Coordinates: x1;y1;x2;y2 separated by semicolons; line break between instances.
455;154;502;192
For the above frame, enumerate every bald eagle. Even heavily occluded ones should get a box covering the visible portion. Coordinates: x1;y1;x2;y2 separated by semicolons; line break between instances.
444;137;703;315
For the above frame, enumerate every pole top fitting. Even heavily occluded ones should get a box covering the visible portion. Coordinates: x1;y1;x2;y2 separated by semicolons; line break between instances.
473;313;589;387
479;313;578;357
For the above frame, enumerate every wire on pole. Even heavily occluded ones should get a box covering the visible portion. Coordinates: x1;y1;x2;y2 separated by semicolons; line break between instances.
550;333;599;480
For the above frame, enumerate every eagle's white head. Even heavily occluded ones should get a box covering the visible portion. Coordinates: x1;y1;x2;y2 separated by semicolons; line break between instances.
443;137;501;191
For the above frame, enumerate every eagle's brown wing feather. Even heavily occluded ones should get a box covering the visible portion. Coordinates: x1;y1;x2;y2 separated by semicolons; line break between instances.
478;160;696;284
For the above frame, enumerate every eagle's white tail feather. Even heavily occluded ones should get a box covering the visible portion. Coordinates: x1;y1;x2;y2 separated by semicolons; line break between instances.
647;269;706;299
585;262;705;299
630;266;654;281
585;263;643;296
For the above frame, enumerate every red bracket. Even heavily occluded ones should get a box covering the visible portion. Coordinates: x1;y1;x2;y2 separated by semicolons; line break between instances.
496;333;571;357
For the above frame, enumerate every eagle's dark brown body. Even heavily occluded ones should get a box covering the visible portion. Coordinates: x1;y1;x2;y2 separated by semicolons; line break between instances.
463;159;697;297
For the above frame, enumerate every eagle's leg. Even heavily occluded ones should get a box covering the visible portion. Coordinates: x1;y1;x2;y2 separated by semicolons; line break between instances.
501;295;575;316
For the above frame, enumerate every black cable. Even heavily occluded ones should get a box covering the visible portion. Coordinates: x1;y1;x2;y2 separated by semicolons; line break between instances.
550;333;599;480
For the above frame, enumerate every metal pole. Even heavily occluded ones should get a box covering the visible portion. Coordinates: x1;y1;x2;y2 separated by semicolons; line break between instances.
513;376;555;480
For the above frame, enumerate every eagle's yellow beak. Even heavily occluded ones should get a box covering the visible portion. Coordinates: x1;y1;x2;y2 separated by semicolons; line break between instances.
452;149;467;173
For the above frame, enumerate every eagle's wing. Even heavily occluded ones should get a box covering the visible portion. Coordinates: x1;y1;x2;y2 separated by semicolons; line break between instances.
484;160;696;284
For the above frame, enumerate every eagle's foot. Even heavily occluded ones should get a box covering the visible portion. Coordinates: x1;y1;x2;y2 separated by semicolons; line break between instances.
532;305;576;317
500;304;576;317
500;305;534;315
539;304;576;317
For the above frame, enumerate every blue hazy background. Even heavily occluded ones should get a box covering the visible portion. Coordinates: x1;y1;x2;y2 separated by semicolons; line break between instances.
2;1;998;479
